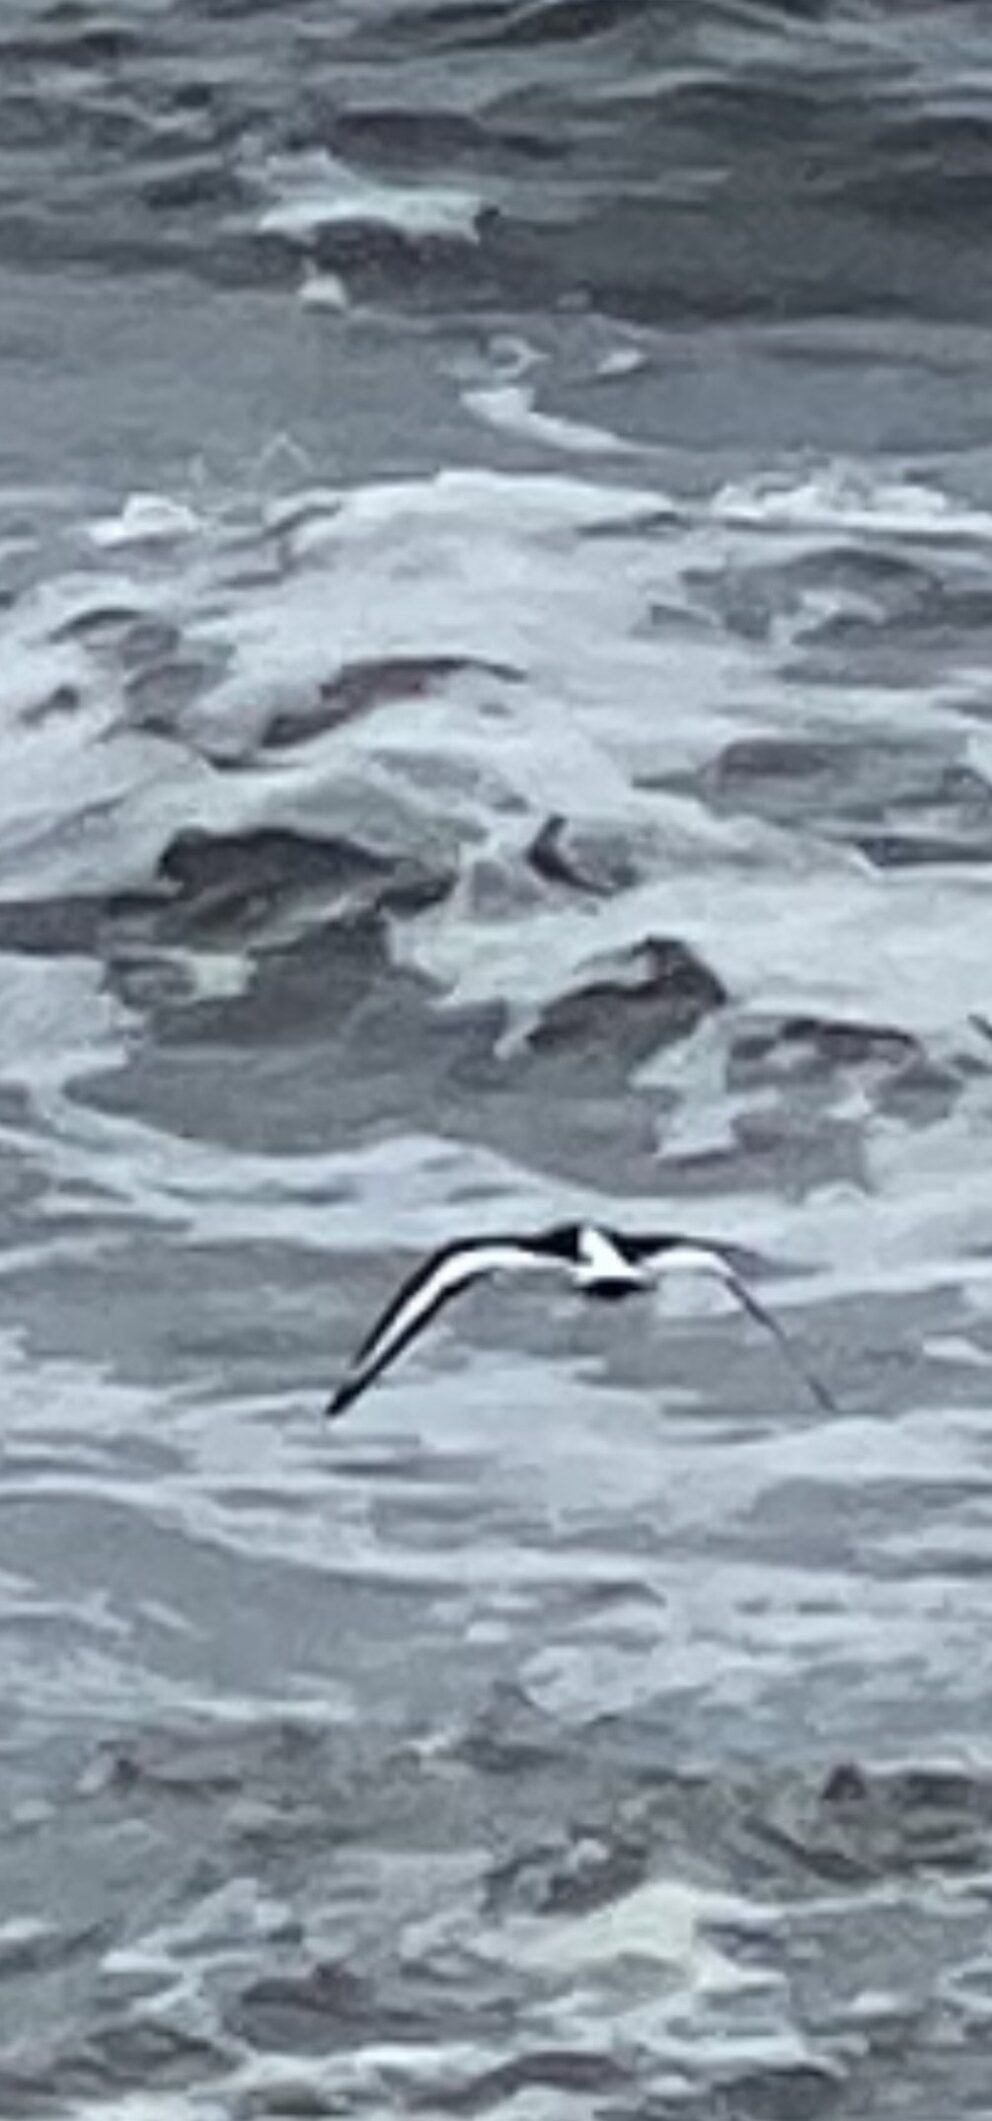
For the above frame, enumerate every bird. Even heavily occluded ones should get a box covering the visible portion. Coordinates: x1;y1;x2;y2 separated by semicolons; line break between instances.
326;1220;833;1420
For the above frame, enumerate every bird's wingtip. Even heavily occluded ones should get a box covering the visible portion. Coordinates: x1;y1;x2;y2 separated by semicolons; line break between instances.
810;1371;839;1416
325;1381;355;1421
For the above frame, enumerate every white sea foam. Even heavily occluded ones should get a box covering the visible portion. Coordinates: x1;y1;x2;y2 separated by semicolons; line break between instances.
713;462;992;541
87;494;204;550
463;380;638;456
255;149;483;244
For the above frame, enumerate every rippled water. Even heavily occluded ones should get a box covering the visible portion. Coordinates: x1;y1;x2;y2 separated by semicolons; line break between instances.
3;1;992;2113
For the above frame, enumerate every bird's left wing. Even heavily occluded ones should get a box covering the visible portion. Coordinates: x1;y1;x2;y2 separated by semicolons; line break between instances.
327;1238;556;1419
626;1235;835;1414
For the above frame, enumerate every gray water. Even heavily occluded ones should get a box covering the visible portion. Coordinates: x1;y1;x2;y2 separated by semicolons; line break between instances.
3;1;992;2112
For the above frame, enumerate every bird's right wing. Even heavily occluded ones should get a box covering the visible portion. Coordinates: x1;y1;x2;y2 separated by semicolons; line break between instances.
327;1239;556;1419
719;1267;836;1414
627;1236;835;1414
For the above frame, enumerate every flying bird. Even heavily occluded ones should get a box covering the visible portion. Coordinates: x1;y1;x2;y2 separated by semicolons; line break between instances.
326;1221;833;1420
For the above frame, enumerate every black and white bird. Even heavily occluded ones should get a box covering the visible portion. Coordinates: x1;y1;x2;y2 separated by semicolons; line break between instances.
327;1221;832;1420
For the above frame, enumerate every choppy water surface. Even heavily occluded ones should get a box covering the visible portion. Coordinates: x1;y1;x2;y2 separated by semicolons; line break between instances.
4;1;992;2112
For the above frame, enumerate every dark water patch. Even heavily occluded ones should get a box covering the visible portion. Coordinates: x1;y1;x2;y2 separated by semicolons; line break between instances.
0;11;147;68
81;1041;658;1183
483;187;992;332
138;157;247;221
84;1716;345;1801
853;831;992;873
262;220;489;309
116;608;214;666
810;573;992;649
79;947;500;1157
735;1461;992;1585
656;73;847;157
786;580;992;692
728;1014;921;1086
71;897;731;1179
452;1701;992;1917
18;681;83;728
0;1485;465;1718
482;1817;648;1920
367;0;653;49
124;653;220;730
229;1960;440;2056
0;1221;342;1394
0;828;454;1022
255;654;524;755
72;1708;596;1871
703;732;992;869
618;1750;992;1900
431;2047;628;2113
725;1014;961;1129
51;601;155;643
0;897;110;955
851;112;992;234
0;836;457;1084
319;101;564;173
662;1108;872;1210
49;2019;232;2103
451;1679;572;1780
646;1002;925;1189
525;812;640;898
709;2060;842;2121
526;937;727;1065
144;912;435;1041
580;504;680;543
75;916;921;1191
448;0;657;49
0;1915;112;1983
685;543;940;647
123;826;445;938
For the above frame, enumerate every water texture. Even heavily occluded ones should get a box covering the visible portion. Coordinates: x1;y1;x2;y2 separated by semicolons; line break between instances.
2;1;992;2113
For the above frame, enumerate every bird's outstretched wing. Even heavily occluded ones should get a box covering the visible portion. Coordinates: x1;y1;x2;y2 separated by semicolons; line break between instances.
327;1237;562;1419
625;1234;835;1414
720;1266;835;1413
